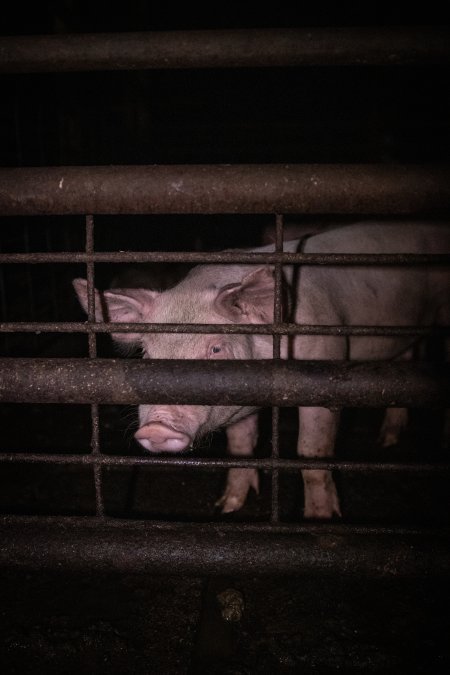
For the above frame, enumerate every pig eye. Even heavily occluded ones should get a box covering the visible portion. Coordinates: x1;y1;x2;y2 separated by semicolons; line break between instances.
211;345;222;354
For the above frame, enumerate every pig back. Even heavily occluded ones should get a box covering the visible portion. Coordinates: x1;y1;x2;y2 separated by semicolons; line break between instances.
294;222;450;360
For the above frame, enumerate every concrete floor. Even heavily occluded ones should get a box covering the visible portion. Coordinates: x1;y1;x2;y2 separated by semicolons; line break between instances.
0;570;448;673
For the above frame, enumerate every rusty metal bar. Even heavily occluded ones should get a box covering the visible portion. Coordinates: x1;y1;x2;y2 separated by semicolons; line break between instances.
1;453;448;473
271;215;284;522
1;251;449;265
85;215;97;355
1;27;449;73
271;405;281;523
0;359;448;407
0;515;443;536
0;322;448;337
91;402;104;516
85;215;104;517
1;165;450;215
0;517;448;577
272;214;284;358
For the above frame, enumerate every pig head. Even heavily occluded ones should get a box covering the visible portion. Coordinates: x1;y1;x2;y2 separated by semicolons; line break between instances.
73;265;275;492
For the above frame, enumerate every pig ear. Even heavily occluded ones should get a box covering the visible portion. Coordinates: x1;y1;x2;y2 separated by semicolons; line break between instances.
72;278;157;345
72;278;104;319
214;267;275;323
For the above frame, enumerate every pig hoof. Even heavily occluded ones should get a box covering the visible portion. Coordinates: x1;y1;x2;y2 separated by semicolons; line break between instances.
303;489;342;519
378;408;408;447
215;468;259;513
304;506;342;520
216;495;245;514
303;471;342;519
304;500;342;520
378;430;401;448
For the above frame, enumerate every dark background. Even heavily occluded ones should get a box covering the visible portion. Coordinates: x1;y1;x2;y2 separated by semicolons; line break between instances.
2;3;450;168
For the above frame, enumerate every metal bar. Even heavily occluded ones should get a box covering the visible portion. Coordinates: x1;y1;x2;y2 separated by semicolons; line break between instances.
1;322;449;337
1;251;449;265
90;405;103;505
85;215;97;355
1;453;448;472
0;517;448;576
1;28;449;73
272;214;284;358
91;402;104;516
85;215;104;518
1;165;450;215
1;514;445;535
271;405;281;523
0;359;448;407
271;215;284;523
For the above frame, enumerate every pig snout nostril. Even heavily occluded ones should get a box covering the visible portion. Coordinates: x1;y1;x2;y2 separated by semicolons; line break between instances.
134;422;192;453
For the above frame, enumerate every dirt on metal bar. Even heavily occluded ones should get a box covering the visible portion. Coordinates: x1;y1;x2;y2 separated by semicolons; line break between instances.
1;164;450;215
0;453;448;473
0;321;447;337
0;516;448;577
0;358;448;407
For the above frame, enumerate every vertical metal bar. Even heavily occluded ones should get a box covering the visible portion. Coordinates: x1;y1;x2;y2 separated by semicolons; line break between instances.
86;215;97;355
271;214;284;523
271;406;280;524
86;214;104;517
91;403;103;517
273;214;283;359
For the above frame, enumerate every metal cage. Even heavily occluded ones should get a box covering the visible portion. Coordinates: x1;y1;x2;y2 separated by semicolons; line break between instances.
0;28;449;576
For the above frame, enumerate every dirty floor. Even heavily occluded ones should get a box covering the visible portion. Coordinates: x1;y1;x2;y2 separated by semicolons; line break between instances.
0;570;449;674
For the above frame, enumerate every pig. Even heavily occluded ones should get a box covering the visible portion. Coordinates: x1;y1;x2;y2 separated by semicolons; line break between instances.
73;222;450;519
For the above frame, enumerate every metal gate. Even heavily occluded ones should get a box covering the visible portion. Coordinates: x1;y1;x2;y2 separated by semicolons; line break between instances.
0;28;449;575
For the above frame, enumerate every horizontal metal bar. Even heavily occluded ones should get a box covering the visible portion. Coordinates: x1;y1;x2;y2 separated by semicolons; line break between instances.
2;515;444;537
1;165;450;215
0;358;448;407
1;452;448;473
2;322;448;337
0;516;448;576
1;28;449;73
1;251;449;265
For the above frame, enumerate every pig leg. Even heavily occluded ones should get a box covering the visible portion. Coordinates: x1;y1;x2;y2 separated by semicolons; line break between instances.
378;348;413;447
298;407;342;519
216;414;259;513
378;407;408;447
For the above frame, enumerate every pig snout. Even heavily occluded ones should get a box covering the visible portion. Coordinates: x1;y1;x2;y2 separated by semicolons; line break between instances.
135;422;192;453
